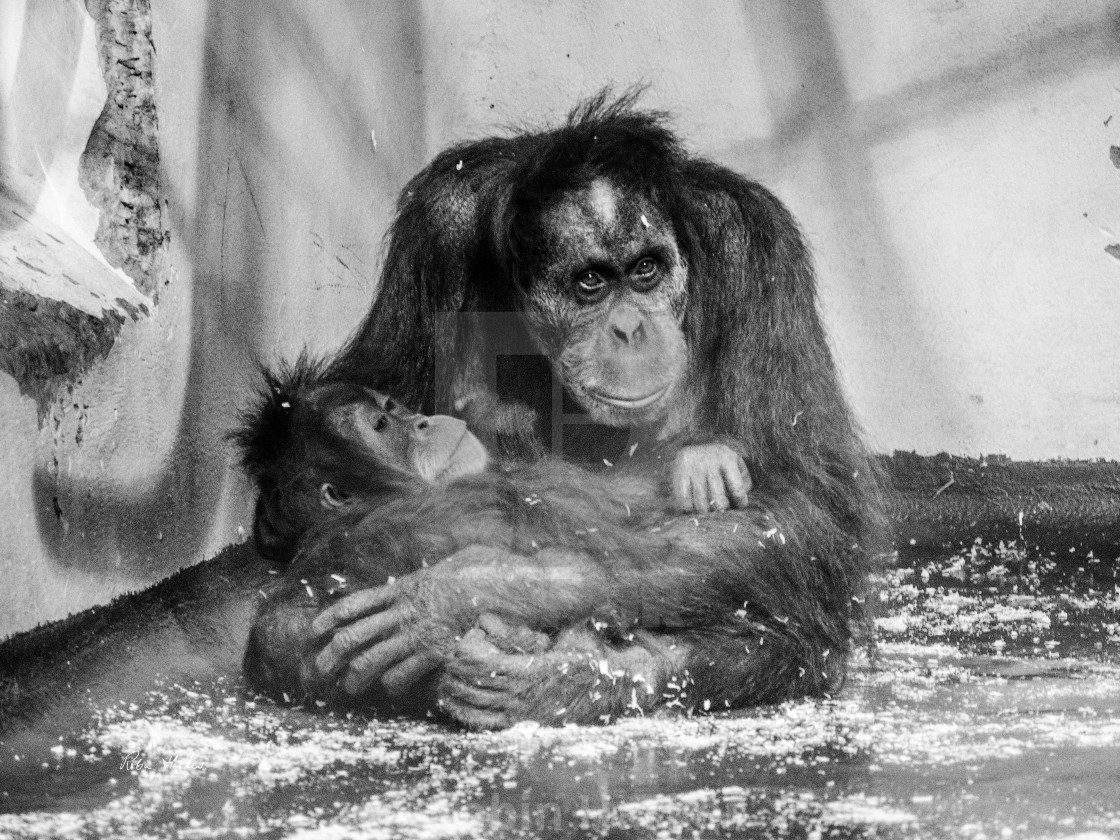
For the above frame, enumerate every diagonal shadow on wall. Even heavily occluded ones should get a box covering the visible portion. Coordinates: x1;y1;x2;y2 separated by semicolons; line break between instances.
732;2;1120;448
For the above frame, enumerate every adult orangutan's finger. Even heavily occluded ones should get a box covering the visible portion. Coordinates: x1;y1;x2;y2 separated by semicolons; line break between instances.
672;465;692;512
706;472;729;511
311;585;395;636
438;695;513;731
724;456;751;507
690;477;707;516
439;675;507;710
477;613;550;653
314;606;403;677
381;650;442;698
340;633;415;695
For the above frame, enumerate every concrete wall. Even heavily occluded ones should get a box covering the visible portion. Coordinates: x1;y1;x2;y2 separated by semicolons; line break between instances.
1;0;1119;637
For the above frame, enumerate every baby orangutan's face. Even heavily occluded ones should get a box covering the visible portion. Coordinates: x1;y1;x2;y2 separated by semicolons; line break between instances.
333;391;489;484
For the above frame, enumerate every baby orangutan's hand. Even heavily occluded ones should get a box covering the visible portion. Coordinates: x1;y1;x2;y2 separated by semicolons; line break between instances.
670;443;751;514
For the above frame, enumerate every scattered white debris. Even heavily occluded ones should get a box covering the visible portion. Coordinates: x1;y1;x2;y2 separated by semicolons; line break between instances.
3;538;1119;838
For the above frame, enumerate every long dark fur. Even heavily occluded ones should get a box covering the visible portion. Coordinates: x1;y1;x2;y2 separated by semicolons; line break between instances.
246;448;859;715
245;92;885;721
326;90;882;543
237;362;867;718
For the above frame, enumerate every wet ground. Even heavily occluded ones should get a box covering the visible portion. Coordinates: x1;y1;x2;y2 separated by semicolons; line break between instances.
0;537;1118;839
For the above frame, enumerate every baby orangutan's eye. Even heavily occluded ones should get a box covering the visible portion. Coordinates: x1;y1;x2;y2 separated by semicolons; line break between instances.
320;482;351;509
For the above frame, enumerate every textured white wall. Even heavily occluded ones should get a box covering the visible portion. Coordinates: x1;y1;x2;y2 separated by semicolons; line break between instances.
1;0;1119;636
820;0;1120;459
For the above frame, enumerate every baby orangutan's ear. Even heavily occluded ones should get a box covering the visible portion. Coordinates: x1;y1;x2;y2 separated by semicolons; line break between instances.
319;483;350;509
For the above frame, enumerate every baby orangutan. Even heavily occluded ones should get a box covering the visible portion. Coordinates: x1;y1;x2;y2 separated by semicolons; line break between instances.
233;358;856;729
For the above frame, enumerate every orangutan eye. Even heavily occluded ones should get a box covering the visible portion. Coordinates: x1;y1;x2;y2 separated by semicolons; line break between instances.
631;257;661;291
374;415;388;432
575;270;607;300
320;483;351;508
384;398;396;412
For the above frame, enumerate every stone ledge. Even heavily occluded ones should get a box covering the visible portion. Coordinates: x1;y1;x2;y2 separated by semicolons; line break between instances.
884;452;1120;553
